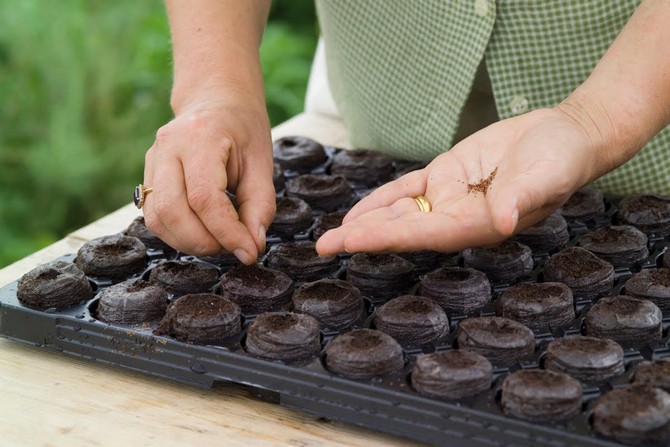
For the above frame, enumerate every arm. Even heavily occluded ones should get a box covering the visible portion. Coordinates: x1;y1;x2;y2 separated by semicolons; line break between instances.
143;0;275;264
316;0;670;256
558;0;670;185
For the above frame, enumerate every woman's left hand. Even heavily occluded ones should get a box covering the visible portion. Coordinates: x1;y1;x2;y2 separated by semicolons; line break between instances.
316;106;602;256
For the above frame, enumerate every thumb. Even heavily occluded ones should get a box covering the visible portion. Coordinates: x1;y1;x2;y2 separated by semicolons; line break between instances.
487;168;571;237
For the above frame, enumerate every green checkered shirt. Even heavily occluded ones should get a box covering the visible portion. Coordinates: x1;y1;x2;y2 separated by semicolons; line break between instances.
315;0;670;195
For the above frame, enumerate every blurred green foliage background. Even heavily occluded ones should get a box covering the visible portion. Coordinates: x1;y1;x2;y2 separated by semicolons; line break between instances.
0;0;318;267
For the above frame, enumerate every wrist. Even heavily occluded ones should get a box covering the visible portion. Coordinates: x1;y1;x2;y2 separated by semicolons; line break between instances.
555;91;641;184
170;62;265;116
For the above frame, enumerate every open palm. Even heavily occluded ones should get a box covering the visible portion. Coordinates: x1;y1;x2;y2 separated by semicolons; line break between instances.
316;108;599;256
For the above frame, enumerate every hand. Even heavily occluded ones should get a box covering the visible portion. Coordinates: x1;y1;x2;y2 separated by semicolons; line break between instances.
316;107;600;256
142;95;275;264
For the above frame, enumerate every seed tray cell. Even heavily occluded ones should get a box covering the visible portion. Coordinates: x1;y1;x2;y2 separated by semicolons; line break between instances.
2;146;670;447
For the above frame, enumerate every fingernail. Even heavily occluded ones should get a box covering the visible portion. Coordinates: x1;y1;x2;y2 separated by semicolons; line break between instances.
511;209;519;229
234;248;253;265
258;225;266;248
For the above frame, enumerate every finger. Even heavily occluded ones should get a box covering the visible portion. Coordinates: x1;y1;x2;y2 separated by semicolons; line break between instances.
316;197;468;255
342;169;428;223
142;144;186;249
180;149;259;264
318;201;500;256
147;151;226;256
235;149;277;253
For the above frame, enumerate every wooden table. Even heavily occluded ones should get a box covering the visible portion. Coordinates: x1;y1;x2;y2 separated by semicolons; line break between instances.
0;113;427;447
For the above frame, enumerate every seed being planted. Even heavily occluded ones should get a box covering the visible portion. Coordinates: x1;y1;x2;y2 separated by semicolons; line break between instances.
467;167;498;197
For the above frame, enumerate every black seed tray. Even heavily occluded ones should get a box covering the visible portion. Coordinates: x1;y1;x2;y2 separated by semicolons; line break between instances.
1;146;669;447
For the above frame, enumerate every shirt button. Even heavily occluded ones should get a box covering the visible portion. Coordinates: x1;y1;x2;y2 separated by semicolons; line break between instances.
509;95;529;115
474;0;489;17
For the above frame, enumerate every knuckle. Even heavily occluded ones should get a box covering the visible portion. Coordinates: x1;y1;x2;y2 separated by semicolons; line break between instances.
190;239;222;257
186;185;214;213
154;123;173;145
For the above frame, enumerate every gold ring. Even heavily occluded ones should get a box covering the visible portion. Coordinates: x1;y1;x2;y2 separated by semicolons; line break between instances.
133;184;153;209
414;195;432;213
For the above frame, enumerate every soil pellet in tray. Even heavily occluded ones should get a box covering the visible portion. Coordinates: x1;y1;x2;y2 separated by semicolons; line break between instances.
17;260;95;310
154;293;241;345
411;350;492;400
273;135;327;172
456;316;535;367
265;241;339;282
96;278;167;324
501;369;583;422
148;259;219;296
346;253;415;298
219;264;294;313
624;268;670;313
544;336;624;383
245;311;321;361
543;246;614;299
285;174;353;212
324;328;404;379
592;385;670;446
584;295;662;348
559;186;605;221
617;193;670;235
290;279;365;330
495;282;575;331
269;197;313;240
578;225;649;266
372;295;449;347
418;266;491;314
75;234;147;282
461;241;533;283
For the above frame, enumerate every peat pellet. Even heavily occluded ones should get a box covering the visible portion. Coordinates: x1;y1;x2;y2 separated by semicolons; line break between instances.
291;279;365;330
346;253;415;298
456;316;535;367
373;295;449;347
154;293;241;345
512;212;569;253
312;211;347;241
633;359;670;393
285;174;353;212
273;136;327;172
75;234;147;282
617;194;670;235
418;266;491;314
544;336;624;383
330;149;393;186
496;282;575;331
124;216;172;252
501;369;583;422
579;225;649;266
96;279;167;324
245;311;321;361
148;259;219;296
559;187;605;221
324;328;404;379
219;264;294;314
411;350;492;399
462;241;533;283
265;241;339;281
625;268;670;314
269;197;313;240
585;295;662;349
17;260;95;310
543;247;614;299
592;385;670;446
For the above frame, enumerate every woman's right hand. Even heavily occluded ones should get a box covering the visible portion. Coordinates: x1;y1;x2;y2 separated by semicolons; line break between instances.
141;92;276;265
